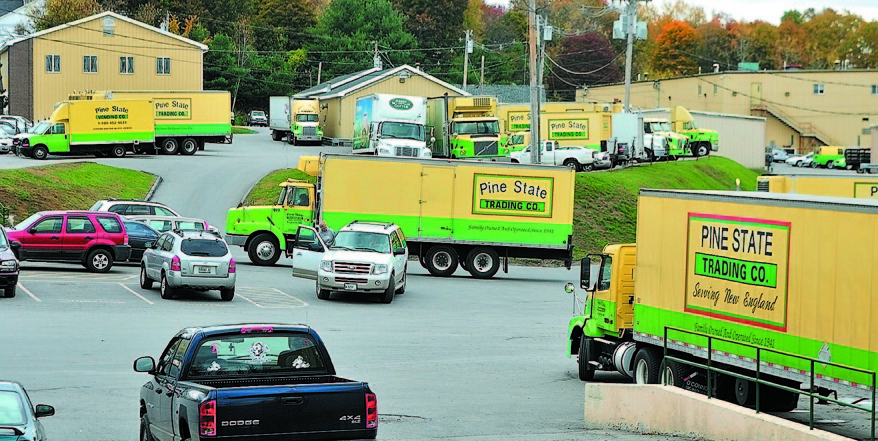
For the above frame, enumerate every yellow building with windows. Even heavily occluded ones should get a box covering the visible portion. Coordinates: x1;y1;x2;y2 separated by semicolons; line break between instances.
577;71;878;153
0;11;207;121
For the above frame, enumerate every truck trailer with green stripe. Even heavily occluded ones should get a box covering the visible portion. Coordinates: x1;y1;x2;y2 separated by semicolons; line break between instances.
567;189;878;411
225;154;575;278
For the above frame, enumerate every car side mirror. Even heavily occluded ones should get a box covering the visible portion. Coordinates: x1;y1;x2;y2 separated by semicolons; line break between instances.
35;404;55;418
308;242;324;252
393;247;406;256
133;356;156;373
27;228;36;235
10;240;19;249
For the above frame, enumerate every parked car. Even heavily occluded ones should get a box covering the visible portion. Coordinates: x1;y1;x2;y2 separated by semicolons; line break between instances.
798;153;815;168
140;229;236;300
786;152;813;167
828;157;847;170
290;221;407;304
133;324;378;441
89;199;180;217
510;141;596;172
811;146;845;168
121;219;160;262
593;151;613;170
248;110;268;127
0;130;13;154
770;148;788;162
0;115;32;133
0;380;54;440
0;227;19;298
7;211;131;272
128;215;219;235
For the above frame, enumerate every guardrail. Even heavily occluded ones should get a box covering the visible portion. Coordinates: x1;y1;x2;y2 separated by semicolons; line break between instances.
662;326;876;440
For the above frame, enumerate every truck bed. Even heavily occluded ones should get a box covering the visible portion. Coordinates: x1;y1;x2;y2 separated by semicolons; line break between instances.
192;374;359;388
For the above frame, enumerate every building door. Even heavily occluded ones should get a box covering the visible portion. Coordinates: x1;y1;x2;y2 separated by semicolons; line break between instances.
418;166;454;238
750;83;763;108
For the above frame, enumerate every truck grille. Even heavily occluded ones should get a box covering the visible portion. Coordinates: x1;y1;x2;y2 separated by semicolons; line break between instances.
757;181;769;192
474;141;498;156
395;146;419;157
334;277;367;284
303;127;317;137
333;262;371;274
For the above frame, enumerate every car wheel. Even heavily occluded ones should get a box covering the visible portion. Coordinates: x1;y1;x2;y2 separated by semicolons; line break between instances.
582;163;594;172
32;145;48;160
248;234;281;266
563;159;580;172
180;138;198;156
425;245;458;277
465;247;500;279
827;161;835;169
395;267;406;294
160;138;179;155
4;285;15;298
140;414;154;441
160;273;175;300
316;281;331;300
86;249;113;273
379;272;395;304
810;161;818;168
220;287;235;301
795;161;802;167
139;265;153;289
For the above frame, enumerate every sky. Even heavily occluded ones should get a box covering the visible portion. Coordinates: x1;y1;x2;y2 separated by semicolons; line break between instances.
485;0;878;25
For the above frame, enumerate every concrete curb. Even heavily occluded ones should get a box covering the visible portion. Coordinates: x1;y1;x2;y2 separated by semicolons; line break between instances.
145;174;163;201
238;179;259;206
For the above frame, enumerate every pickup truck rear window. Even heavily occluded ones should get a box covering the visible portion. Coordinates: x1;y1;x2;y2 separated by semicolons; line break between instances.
180;239;227;257
187;333;327;379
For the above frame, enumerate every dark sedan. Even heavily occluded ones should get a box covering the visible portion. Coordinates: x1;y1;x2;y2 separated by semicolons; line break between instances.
122;220;160;262
0;227;19;298
0;381;54;441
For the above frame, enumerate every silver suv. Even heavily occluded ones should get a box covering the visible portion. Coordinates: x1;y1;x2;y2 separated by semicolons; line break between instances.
140;230;236;301
290;221;408;304
89;199;180;217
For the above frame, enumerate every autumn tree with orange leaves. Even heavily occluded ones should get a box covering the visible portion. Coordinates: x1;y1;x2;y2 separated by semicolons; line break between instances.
652;20;700;77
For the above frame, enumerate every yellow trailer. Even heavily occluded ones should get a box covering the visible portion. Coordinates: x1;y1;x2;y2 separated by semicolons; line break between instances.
757;174;878;199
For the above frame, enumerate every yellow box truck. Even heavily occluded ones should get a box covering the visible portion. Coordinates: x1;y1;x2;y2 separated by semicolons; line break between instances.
226;154;575;277
566;189;878;412
69;90;232;155
498;102;613;152
16;99;155;159
757;174;878;199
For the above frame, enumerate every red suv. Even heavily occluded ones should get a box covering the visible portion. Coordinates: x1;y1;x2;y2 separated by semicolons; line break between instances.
8;211;131;272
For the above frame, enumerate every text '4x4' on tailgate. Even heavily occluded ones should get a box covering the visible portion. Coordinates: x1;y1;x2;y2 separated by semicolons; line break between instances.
216;379;373;438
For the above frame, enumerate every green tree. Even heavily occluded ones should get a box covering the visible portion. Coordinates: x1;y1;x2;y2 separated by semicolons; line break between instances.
652;20;700;77
394;0;468;50
745;21;779;70
696;20;736;72
34;0;101;31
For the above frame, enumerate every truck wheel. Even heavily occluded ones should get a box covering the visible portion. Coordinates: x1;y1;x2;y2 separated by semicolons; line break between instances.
425;245;458;277
160;138;179;155
694;142;710;157
734;378;756;406
140;414;154;441
180;138;198;156
109;145;126;158
582;163;594;172
271;131;280;141
86;249;113;273
316;281;331;300
160;273;175;300
762;384;800;412
379;273;395;304
578;336;595;381
287;134;296;145
465;247;500;279
662;359;690;388
220;287;235;301
248;234;281;266
563;159;581;172
32;146;48;160
139;265;153;289
827;161;835;169
633;347;661;384
418;254;429;270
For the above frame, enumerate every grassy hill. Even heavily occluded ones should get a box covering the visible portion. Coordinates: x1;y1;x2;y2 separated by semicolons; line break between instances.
245;156;760;259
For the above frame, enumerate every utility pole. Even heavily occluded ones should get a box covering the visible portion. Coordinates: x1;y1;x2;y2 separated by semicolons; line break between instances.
528;0;540;165
317;62;322;85
480;55;485;95
622;1;635;112
463;30;472;92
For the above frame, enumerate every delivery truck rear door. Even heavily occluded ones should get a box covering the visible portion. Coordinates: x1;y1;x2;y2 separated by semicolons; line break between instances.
418;166;454;238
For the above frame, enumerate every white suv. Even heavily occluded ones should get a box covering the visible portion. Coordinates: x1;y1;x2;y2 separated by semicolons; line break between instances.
290;221;408;304
89;199;180;217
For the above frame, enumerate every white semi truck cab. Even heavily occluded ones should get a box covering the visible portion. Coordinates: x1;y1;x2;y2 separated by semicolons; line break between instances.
353;94;431;158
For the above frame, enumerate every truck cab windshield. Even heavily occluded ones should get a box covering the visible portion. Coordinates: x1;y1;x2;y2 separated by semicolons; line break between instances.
453;120;500;135
330;231;391;253
645;122;672;133
296;114;319;123
379;122;424;141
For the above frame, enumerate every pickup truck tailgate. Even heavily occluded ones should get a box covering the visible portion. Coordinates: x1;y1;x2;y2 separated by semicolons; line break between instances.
216;380;370;437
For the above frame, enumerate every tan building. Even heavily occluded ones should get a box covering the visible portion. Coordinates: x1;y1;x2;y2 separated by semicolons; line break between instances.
295;65;468;143
0;11;207;121
577;71;878;153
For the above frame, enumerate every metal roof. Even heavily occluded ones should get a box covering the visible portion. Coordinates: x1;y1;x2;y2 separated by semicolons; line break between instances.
295;65;469;99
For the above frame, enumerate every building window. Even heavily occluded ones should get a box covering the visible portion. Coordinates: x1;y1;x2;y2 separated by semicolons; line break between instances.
713;85;717;95
156;57;170;75
120;56;134;74
813;84;825;95
102;18;115;36
872;85;878;96
83;55;97;73
45;54;60;73
697;85;702;96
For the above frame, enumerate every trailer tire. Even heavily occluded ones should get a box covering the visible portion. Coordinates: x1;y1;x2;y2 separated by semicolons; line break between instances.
109;145;126;158
248;234;281;266
32;145;48;160
180;138;198;155
734;378;756;406
662;359;690;388
578;336;595;381
425;245;458;277
633;347;662;384
160;138;179;155
763;385;800;412
465;247;500;279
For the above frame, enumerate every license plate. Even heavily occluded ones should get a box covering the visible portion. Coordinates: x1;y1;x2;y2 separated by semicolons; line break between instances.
196;266;212;274
343;283;357;291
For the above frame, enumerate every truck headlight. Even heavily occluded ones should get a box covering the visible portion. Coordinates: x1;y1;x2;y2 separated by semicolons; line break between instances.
371;264;388;275
378;148;392;155
422;150;432;158
320;260;333;272
0;260;18;271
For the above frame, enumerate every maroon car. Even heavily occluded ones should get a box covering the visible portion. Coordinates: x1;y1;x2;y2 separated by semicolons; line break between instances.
8;211;131;272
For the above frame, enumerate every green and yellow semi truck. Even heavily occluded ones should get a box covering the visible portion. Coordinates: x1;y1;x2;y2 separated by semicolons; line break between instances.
70;90;233;154
269;97;323;146
426;95;510;160
567;189;878;411
226;154;575;278
671;106;719;157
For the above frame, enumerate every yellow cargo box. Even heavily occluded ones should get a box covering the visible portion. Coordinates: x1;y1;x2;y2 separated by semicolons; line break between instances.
757;175;878;199
297;156;320;176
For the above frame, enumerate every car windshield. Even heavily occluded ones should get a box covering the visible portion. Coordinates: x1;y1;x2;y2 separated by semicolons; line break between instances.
29;122;51;134
380;122;424;141
453;120;500;135
251;111;264;117
330;231;391;253
295;114;318;122
186;332;327;379
15;213;43;230
0;391;26;425
180;238;228;257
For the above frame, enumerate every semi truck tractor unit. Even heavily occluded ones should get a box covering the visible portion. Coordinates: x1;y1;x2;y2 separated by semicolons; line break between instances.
671;106;718;157
226;154;575;278
270;97;323;145
426;95;510;160
567;189;878;413
70;90;233;154
353;94;430;157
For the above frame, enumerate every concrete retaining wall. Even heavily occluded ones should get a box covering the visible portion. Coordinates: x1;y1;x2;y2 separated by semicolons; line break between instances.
584;384;852;441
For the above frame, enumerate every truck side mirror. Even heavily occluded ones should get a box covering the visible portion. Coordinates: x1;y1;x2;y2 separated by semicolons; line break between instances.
580;257;592;290
133;356;156;373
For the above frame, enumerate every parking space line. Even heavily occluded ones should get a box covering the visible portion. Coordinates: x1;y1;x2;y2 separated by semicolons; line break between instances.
233;292;264;308
234;287;308;308
17;282;40;302
119;283;154;305
272;288;310;307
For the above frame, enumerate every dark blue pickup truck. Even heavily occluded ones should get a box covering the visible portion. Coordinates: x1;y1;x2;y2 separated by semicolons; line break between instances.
133;324;378;441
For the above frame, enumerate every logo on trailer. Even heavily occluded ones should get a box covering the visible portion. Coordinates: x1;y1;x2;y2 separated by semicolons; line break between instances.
389;98;414;111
